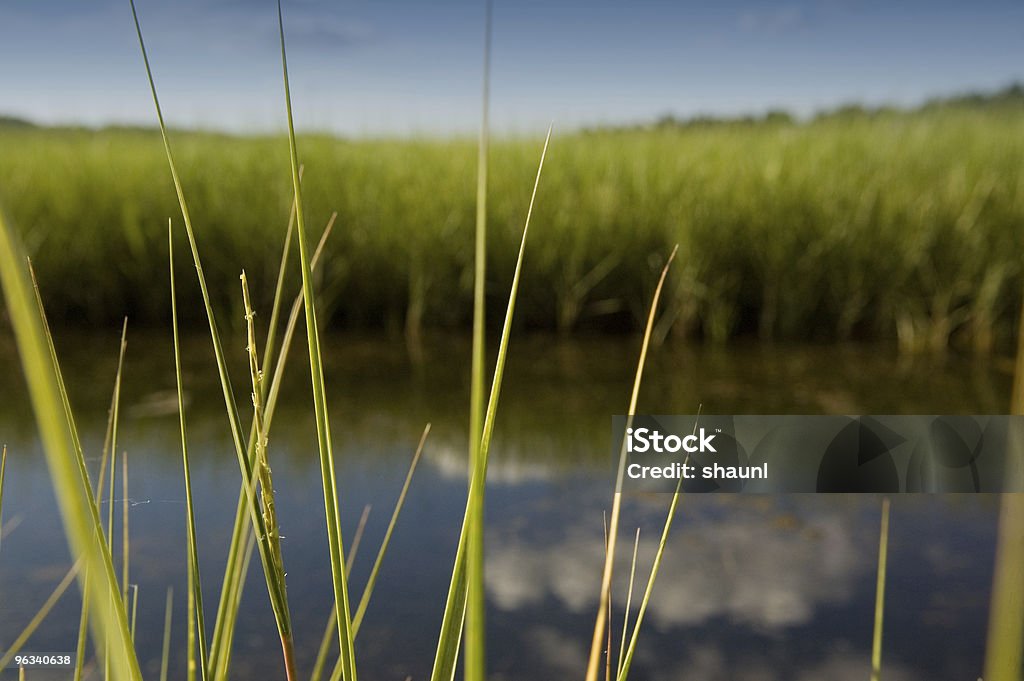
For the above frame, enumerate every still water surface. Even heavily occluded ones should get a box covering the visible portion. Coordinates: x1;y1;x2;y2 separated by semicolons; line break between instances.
0;332;1012;680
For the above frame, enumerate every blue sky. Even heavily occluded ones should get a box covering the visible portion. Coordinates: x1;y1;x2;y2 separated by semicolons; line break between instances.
2;0;1023;136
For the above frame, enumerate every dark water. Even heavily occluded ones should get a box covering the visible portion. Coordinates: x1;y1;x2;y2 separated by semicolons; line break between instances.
0;332;1014;680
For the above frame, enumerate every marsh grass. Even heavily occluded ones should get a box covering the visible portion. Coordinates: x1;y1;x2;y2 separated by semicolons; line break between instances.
465;4;493;680
4;109;1024;352
870;498;891;681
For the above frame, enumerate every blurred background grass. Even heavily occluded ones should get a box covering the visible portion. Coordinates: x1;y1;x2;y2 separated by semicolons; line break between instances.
3;91;1024;352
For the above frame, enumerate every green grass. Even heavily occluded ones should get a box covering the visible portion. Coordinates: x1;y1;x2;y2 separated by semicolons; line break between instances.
3;105;1024;351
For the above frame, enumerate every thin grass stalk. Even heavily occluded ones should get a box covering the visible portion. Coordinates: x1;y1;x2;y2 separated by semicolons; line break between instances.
159;587;173;681
312;504;371;681
430;127;552;681
264;215;336;430
0;210;142;681
870;498;891;681
129;584;139;640
122;453;130;605
0;445;6;554
602;514;612;681
352;423;430;633
465;4;492;680
217;527;257;680
0;560;82;670
263;165;302;374
616;475;682;681
104;321;127;681
169;222;210;681
324;426;430;681
277;5;357;678
616;529;641;677
128;7;297;678
586;245;678;681
73;572;89;681
188;556;196;681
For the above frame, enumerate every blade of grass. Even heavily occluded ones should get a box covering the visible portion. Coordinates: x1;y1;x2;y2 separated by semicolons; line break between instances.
217;525;257;681
188;556;196;681
0;445;6;555
263;164;303;375
325;425;430;681
312;504;371;681
615;476;681;681
277;4;357;678
169;221;210;681
160;587;173;681
122;453;130;605
465;4;492;680
602;513;612;681
870;497;891;681
352;423;430;633
586;245;678;681
73;568;90;681
129;6;298;678
0;559;82;670
0;209;142;681
129;584;139;640
431;126;552;681
616;528;641;677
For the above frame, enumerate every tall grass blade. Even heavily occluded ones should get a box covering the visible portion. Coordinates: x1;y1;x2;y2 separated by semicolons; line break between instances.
73;569;90;681
465;4;492;679
122;453;130;604
616;528;640;677
129;584;139;640
324;427;429;681
586;245;678;681
264;164;303;374
277;4;357;678
431;126;552;681
0;209;142;680
870;497;891;681
169;221;210;681
0;560;82;670
311;504;371;681
160;587;173;681
615;476;681;681
353;423;430;633
0;445;6;554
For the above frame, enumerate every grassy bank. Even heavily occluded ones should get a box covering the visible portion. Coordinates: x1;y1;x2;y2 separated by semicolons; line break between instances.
2;104;1024;350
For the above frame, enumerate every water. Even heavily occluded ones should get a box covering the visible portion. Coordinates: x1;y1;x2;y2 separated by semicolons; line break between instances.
0;331;1012;680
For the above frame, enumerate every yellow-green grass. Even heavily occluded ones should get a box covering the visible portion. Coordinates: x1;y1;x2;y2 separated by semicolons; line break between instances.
3;106;1024;351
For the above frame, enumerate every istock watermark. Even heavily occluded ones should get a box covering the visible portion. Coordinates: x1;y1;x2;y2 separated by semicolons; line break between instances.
612;415;1024;493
